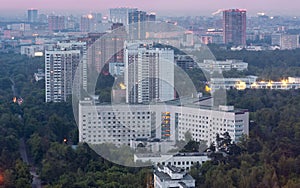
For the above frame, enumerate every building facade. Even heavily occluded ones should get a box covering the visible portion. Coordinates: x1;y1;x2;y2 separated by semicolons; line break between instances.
109;62;125;76
125;41;175;104
21;45;44;57
80;14;97;32
175;55;195;71
223;9;247;46
271;33;282;46
135;152;210;171
128;10;147;39
210;76;258;91
281;34;299;50
78;98;249;147
86;27;127;73
45;42;87;102
199;59;248;73
210;76;300;91
48;15;65;31
28;9;38;23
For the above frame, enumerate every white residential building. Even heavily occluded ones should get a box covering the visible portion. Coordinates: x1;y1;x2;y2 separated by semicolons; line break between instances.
45;50;80;102
79;100;154;146
45;41;87;102
125;41;175;104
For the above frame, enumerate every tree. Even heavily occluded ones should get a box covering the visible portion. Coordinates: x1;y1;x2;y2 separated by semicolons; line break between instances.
184;130;192;142
14;159;32;188
181;140;200;152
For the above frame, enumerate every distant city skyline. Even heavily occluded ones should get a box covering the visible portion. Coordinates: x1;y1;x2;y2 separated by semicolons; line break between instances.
1;0;300;16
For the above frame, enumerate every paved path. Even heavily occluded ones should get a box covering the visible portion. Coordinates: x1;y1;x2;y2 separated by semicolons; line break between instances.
19;138;42;188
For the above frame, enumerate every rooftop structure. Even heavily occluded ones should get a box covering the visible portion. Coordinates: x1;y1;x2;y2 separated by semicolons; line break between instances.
134;152;210;170
223;9;247;46
154;165;195;188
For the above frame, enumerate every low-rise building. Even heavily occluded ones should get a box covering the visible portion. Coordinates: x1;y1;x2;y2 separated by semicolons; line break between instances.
109;62;125;76
21;45;44;57
175;55;195;71
210;76;258;91
210;76;300;91
199;59;248;73
135;152;210;171
154;165;195;188
288;77;300;83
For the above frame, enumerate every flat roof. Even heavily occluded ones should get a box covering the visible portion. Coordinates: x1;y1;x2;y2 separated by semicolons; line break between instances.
154;171;194;181
79;96;248;114
135;152;209;158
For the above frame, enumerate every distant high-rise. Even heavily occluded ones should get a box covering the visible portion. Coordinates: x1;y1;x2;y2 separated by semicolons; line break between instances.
48;16;65;31
27;9;38;23
86;27;127;74
223;9;246;46
128;10;147;24
125;41;175;104
80;14;97;32
128;10;147;39
93;13;102;23
110;8;137;25
146;12;156;22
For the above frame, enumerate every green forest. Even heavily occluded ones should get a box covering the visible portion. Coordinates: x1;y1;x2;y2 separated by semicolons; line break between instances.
0;48;299;187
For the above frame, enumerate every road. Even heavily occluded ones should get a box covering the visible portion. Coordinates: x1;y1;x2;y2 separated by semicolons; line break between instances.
19;138;42;188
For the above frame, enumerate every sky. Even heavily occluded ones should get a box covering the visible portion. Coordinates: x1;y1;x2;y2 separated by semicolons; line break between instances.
0;0;299;16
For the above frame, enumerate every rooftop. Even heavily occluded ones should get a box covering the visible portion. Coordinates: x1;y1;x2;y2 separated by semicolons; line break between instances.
79;96;248;114
154;165;195;181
